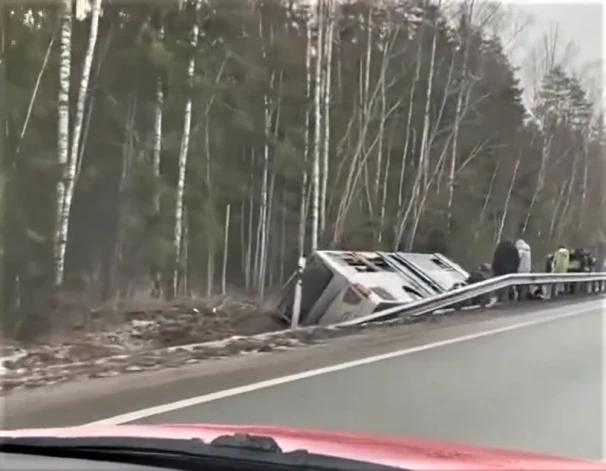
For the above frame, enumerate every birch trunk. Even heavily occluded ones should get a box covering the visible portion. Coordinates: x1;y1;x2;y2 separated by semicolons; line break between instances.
254;14;274;296
106;93;137;300
205;112;214;297
446;3;473;233
578;132;589;232
319;0;334;236
172;0;200;297
279;186;287;285
56;0;102;288
522;135;552;233
298;21;313;258
417;12;438;193
377;136;392;244
310;0;325;253
555;152;578;241
244;149;255;290
260;166;276;299
473;161;499;242
15;31;56;156
548;181;568;244
152;18;164;215
221;204;231;295
76;26;112;182
374;34;388;241
259;68;283;297
54;0;73;287
394;27;424;248
360;8;373;217
255;88;271;295
397;15;439;250
496;151;522;243
202;57;227;297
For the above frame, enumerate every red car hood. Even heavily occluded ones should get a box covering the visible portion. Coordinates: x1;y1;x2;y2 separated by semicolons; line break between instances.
1;423;604;471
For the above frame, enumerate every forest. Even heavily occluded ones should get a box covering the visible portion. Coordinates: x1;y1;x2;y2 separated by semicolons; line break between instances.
1;0;604;338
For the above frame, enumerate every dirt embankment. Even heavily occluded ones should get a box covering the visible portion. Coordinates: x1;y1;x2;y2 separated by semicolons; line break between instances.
1;297;291;393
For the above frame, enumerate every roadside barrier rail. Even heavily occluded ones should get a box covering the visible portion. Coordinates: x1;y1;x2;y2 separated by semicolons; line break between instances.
334;272;606;327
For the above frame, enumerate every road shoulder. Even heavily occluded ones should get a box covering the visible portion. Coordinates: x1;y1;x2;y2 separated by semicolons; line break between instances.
4;297;603;428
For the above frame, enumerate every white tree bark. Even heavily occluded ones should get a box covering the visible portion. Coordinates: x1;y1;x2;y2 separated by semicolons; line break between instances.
54;0;73;287
55;0;102;287
15;31;56;156
447;2;473;233
375;32;389;242
255;87;271;294
397;13;439;250
522;134;552;233
473;160;499;242
417;12;438;192
319;0;334;235
152;20;164;214
394;25;424;248
310;0;325;253
297;21;313;258
496;150;522;243
172;0;200;296
244;148;255;290
221;204;231;295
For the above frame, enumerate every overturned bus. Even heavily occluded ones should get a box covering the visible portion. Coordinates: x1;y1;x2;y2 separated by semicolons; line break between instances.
276;251;470;326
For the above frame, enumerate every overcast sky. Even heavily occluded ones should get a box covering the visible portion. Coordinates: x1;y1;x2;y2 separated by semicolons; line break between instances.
503;1;603;104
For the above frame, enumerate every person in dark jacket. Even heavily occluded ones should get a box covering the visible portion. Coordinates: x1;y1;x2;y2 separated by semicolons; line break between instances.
567;248;592;293
492;240;521;302
492;240;521;275
545;253;554;273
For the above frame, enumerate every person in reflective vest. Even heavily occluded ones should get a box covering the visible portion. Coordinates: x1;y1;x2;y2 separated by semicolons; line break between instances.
551;246;570;296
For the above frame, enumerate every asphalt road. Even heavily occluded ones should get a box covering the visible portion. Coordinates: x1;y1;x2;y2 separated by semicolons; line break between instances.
131;300;605;462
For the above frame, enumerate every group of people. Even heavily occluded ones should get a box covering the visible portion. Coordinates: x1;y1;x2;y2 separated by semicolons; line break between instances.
490;237;533;301
545;246;596;273
487;236;599;300
545;246;599;295
463;230;601;302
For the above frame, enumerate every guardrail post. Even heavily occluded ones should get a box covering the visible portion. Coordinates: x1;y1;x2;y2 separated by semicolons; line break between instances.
290;256;306;329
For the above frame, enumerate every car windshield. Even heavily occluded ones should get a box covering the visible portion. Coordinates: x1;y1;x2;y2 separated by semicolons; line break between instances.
2;0;605;469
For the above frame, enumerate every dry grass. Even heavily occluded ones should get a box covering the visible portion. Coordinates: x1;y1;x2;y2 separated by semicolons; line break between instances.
11;283;284;346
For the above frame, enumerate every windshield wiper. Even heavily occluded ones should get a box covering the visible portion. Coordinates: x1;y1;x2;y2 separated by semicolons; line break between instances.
0;433;407;471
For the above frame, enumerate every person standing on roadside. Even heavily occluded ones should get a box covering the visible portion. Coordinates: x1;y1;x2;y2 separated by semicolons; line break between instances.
545;253;554;272
492;239;520;302
515;237;532;300
551;245;570;297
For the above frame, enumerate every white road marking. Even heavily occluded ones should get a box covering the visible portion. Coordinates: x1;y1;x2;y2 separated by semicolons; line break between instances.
88;300;605;425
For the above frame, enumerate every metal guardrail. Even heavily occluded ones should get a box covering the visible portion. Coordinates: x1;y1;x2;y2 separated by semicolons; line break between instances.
335;272;606;327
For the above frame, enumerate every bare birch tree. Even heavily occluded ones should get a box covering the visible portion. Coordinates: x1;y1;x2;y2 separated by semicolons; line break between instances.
173;0;200;297
53;0;73;286
152;12;165;215
310;0;325;252
57;0;103;281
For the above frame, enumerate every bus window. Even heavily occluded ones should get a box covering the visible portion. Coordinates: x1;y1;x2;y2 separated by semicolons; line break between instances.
300;258;334;319
343;287;363;305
